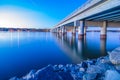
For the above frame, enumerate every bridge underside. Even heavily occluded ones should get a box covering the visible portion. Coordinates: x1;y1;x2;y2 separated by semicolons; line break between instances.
85;6;120;22
52;1;120;39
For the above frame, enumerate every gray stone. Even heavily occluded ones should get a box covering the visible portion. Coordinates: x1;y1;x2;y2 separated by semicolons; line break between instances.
109;47;120;65
87;65;102;74
22;70;36;80
115;64;120;71
9;77;21;80
104;70;120;80
18;65;74;80
72;72;84;80
83;73;97;80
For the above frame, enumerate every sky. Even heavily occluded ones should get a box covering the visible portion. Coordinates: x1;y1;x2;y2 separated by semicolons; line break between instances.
0;0;87;28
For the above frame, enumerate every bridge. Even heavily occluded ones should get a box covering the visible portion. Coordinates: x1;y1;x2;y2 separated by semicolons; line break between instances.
51;0;120;39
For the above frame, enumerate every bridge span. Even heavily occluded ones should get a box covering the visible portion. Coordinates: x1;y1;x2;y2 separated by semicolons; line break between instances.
51;0;120;39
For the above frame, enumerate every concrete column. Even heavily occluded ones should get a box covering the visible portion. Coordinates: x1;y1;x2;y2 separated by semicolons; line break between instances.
78;20;85;39
72;27;76;35
56;28;59;33
54;29;56;33
61;26;67;35
72;21;77;35
53;29;55;33
100;21;107;39
61;27;64;33
64;27;67;34
59;27;62;33
84;26;87;35
54;29;57;33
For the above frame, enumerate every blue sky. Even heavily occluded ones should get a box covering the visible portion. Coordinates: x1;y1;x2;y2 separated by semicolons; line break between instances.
0;0;87;28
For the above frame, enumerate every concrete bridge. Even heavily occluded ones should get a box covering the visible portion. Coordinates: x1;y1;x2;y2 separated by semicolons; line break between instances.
51;0;120;39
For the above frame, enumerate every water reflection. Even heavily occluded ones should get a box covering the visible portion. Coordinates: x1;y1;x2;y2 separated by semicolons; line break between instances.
53;32;107;63
0;32;120;80
17;31;20;47
100;38;107;56
54;33;82;63
10;32;13;47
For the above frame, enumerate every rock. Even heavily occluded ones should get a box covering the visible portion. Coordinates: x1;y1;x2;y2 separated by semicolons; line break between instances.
109;47;120;65
22;70;36;80
72;72;84;80
79;68;85;72
85;63;115;80
86;59;96;66
83;73;97;80
104;70;120;80
12;65;74;80
58;72;74;80
87;65;102;74
9;77;21;80
101;56;110;63
10;47;120;80
81;62;88;69
34;65;73;80
35;65;63;80
84;65;102;80
53;65;60;72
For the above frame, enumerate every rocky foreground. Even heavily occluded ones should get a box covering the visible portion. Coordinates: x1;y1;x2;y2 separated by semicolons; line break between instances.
10;47;120;80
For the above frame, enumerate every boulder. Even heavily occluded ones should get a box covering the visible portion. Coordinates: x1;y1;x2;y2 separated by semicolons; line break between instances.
83;73;97;80
22;70;36;80
9;77;21;80
36;65;71;80
104;70;120;80
16;65;74;80
109;47;120;65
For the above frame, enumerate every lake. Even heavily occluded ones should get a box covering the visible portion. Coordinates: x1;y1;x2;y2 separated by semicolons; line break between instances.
0;31;120;80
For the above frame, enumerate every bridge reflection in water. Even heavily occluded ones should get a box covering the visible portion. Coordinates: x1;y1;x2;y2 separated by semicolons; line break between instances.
52;32;107;63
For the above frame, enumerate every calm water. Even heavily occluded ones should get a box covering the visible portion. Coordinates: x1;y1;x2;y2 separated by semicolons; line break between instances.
0;31;120;80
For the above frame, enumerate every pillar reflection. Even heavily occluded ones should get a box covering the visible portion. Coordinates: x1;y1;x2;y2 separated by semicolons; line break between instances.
78;38;83;55
52;32;83;63
100;38;107;56
10;31;13;47
17;31;20;48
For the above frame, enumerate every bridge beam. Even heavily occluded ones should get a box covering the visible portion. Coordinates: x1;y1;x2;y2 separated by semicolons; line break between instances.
78;20;85;39
100;21;107;39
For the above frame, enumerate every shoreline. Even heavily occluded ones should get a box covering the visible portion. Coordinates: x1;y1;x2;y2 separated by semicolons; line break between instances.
10;47;120;80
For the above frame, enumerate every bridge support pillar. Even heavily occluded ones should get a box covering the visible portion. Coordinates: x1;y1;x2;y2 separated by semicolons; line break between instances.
72;21;77;36
72;27;76;36
59;27;62;33
61;26;67;35
84;26;87;35
78;20;85;39
55;29;57;33
53;29;55;33
100;21;107;39
57;28;59;33
58;27;61;33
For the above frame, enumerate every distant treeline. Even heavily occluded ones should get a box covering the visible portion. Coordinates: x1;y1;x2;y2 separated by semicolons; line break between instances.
0;28;50;32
